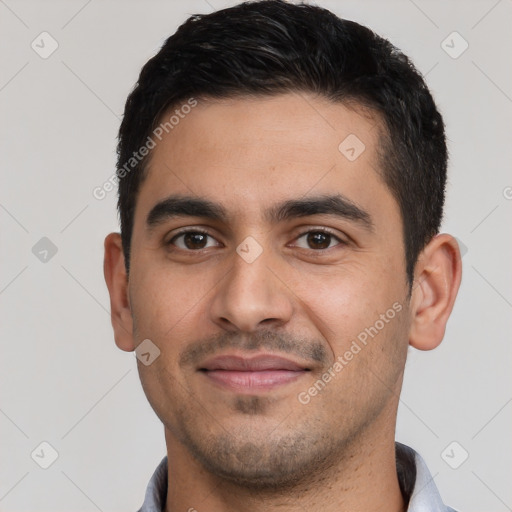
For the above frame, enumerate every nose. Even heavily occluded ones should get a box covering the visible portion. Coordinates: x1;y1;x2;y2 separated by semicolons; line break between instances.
209;245;294;333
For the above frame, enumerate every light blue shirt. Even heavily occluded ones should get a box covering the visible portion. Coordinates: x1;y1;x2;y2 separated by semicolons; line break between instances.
137;442;457;511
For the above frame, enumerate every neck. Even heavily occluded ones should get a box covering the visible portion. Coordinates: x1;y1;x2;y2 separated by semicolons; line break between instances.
162;411;405;512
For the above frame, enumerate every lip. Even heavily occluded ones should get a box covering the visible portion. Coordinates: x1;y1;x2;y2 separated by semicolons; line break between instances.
199;354;310;393
200;354;308;372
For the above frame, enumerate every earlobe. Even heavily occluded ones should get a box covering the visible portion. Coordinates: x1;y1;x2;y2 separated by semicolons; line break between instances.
103;233;135;352
409;234;462;351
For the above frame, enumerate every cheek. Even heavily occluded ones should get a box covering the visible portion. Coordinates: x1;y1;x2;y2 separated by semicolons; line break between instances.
128;266;212;425
304;271;409;401
289;263;400;353
129;263;213;345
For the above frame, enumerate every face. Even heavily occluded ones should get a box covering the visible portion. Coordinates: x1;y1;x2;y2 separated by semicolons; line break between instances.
126;93;412;488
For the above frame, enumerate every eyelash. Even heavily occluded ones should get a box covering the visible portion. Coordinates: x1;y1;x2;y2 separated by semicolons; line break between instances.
166;227;346;252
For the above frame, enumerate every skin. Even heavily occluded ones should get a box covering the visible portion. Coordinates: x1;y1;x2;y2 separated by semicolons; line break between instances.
104;92;462;512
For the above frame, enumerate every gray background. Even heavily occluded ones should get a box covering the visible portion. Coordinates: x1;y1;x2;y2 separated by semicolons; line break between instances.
1;0;511;510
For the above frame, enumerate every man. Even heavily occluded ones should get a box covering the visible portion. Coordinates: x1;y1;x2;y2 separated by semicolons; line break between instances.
103;1;462;510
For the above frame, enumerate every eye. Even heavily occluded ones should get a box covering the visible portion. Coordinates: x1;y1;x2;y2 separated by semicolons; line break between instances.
294;229;344;250
168;230;220;251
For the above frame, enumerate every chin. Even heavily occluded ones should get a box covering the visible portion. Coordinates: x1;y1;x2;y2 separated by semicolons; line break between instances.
180;428;339;491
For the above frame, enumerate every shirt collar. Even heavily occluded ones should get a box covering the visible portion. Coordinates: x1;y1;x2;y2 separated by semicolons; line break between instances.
396;442;457;512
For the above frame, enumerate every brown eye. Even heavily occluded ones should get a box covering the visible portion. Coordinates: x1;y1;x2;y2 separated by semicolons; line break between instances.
183;232;207;249
295;230;343;250
307;231;331;249
169;231;219;250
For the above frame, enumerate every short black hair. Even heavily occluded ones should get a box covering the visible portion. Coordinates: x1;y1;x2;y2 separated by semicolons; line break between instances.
116;0;447;286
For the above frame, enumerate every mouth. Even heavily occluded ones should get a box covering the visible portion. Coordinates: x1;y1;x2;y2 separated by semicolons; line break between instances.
199;353;311;393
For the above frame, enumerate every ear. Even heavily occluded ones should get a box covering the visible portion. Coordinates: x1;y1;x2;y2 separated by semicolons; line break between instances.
103;233;135;352
409;233;462;351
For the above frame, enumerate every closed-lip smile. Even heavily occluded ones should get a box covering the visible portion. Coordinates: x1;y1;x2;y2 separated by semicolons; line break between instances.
199;353;310;392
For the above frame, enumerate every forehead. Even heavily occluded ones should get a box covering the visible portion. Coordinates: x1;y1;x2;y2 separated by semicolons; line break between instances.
134;93;396;227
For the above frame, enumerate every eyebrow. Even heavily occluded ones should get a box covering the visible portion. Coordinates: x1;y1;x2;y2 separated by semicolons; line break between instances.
145;193;374;232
